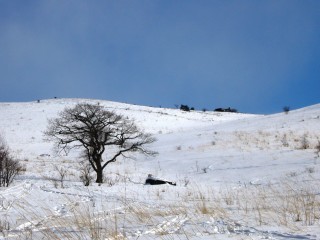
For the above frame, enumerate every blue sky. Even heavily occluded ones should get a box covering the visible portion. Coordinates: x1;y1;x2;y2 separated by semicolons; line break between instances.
0;1;319;113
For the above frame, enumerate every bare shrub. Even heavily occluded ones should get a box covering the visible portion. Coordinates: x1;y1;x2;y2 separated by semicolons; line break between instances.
104;176;121;187
79;162;93;186
182;177;190;187
315;141;320;158
201;165;211;173
0;219;10;237
281;134;289;147
299;134;310;150
305;167;315;174
0;136;23;187
54;165;69;188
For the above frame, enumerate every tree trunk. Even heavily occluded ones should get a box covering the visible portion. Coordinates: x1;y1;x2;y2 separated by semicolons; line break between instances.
94;154;104;184
96;169;103;183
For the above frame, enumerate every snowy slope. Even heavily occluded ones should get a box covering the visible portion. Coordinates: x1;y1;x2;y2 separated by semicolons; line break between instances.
0;98;319;239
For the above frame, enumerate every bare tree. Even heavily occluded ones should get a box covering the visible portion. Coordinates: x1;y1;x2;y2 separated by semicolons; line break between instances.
0;136;22;187
45;103;157;184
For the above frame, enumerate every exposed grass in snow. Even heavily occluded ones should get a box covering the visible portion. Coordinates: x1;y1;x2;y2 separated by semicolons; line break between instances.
1;178;319;239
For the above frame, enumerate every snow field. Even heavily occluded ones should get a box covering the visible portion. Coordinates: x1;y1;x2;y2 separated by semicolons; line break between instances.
0;98;319;239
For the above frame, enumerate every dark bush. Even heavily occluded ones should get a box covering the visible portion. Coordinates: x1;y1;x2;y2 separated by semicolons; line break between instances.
180;104;190;111
214;107;238;113
0;138;22;187
283;106;290;114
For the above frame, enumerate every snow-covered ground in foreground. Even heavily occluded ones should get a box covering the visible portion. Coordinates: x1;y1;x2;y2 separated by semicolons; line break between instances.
0;98;320;239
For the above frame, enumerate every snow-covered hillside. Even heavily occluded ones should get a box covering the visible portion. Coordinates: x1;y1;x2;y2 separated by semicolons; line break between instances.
0;98;319;239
